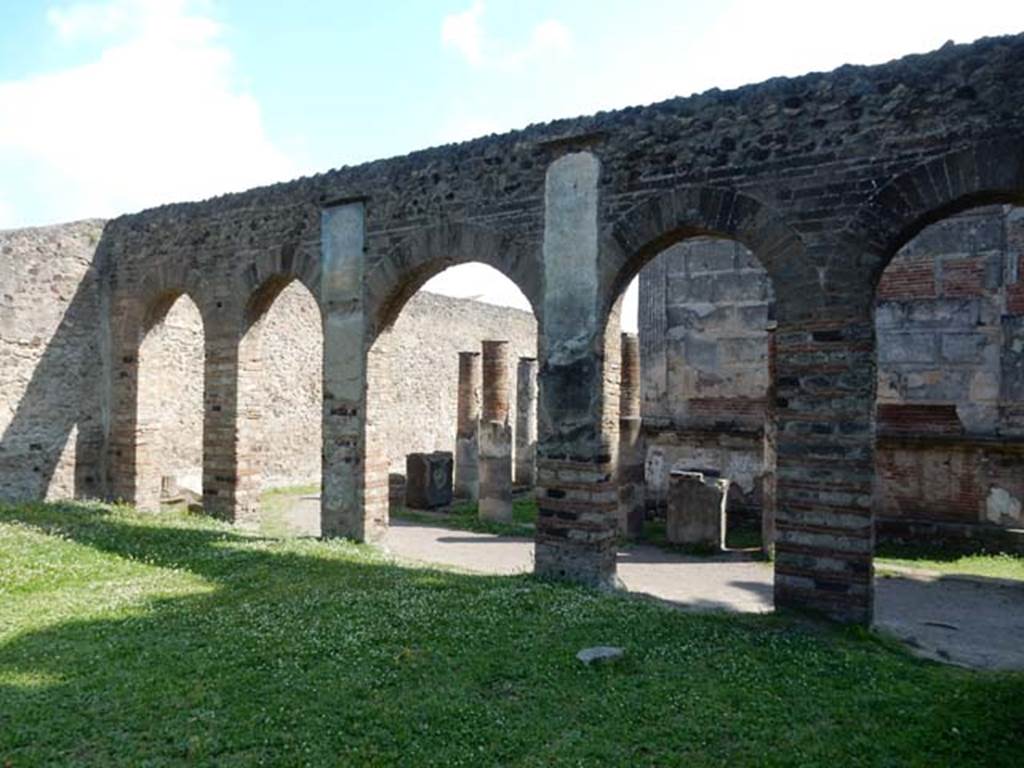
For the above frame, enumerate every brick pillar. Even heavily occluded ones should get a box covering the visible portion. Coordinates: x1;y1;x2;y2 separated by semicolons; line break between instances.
454;351;482;499
108;299;148;509
771;306;875;624
535;151;618;588
479;340;513;522
320;202;383;541
514;357;538;487
761;321;778;558
202;320;257;523
617;332;644;537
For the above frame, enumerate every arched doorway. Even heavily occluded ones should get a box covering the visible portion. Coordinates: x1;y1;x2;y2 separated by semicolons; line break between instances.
136;293;205;511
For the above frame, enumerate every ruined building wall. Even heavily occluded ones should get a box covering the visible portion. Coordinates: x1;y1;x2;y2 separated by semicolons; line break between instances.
638;206;1024;530
874;205;1024;530
0;220;108;502
0;223;536;501
638;237;773;512
372;291;537;475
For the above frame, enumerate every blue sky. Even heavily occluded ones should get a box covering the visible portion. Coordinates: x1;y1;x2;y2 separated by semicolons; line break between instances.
1;1;1022;321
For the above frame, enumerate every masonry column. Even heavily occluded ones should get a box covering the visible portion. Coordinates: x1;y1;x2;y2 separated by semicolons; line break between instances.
202;312;257;524
107;298;149;509
478;340;513;522
761;320;778;558
535;151;618;587
617;332;644;537
454;351;481;499
321;202;382;541
771;260;875;624
514;357;538;487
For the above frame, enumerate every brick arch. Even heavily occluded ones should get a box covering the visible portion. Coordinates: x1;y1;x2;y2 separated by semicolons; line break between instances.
847;137;1024;286
234;242;322;326
243;272;321;331
128;264;209;338
599;185;807;318
364;220;542;341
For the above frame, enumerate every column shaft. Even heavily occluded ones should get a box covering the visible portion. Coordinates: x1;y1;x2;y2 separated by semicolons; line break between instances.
617;333;644;537
514;357;538;487
479;340;513;522
454;351;481;498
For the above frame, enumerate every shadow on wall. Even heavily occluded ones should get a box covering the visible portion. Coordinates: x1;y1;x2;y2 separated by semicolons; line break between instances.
0;221;110;502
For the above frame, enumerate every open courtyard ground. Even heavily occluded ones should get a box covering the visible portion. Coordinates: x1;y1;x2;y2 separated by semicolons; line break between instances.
3;501;1024;766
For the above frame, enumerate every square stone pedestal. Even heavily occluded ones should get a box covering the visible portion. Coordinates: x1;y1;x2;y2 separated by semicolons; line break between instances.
405;452;454;509
666;470;729;551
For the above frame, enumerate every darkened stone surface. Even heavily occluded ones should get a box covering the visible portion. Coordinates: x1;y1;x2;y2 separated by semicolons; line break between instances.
404;452;453;509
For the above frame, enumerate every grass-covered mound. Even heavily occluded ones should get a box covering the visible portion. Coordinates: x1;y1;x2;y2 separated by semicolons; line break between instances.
2;502;1022;766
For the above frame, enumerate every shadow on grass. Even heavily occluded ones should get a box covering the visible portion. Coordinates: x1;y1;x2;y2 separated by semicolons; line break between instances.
2;501;1023;766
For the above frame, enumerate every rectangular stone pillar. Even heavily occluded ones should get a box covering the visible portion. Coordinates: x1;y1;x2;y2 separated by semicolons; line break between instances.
772;311;875;624
320;202;383;541
107;301;147;510
514;357;538;487
666;470;728;550
454;351;481;499
202;321;256;524
479;340;513;522
761;321;778;558
535;151;618;588
617;332;644;538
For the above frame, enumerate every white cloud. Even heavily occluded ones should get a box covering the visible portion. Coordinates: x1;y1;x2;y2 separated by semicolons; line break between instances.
441;1;485;66
0;0;295;227
440;2;572;71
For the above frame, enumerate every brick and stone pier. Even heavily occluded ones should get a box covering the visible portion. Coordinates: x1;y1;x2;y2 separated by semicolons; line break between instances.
454;351;482;499
515;357;538;487
479;340;513;522
617;333;644;537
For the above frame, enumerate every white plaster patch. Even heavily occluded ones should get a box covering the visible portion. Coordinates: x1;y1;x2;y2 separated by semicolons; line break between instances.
542;152;600;341
986;487;1022;525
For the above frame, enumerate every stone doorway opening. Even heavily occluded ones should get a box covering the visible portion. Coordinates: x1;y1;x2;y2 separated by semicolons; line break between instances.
137;292;204;512
237;277;323;535
366;261;539;536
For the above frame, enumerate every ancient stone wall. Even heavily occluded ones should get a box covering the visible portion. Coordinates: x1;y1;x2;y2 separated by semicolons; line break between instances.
0;226;535;501
0;220;107;502
639;237;773;511
638;205;1024;529
371;291;537;474
4;34;1024;622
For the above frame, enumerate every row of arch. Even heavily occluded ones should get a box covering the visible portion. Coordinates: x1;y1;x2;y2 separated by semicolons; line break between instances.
113;140;1024;622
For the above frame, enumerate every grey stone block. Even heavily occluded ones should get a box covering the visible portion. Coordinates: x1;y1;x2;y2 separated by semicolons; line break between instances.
666;470;729;550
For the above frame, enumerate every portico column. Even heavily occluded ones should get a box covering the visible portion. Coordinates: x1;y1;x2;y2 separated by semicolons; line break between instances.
454;351;482;499
478;340;513;522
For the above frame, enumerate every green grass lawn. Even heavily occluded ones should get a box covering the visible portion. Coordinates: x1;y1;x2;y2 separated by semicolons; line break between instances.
873;542;1024;581
2;502;1024;766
